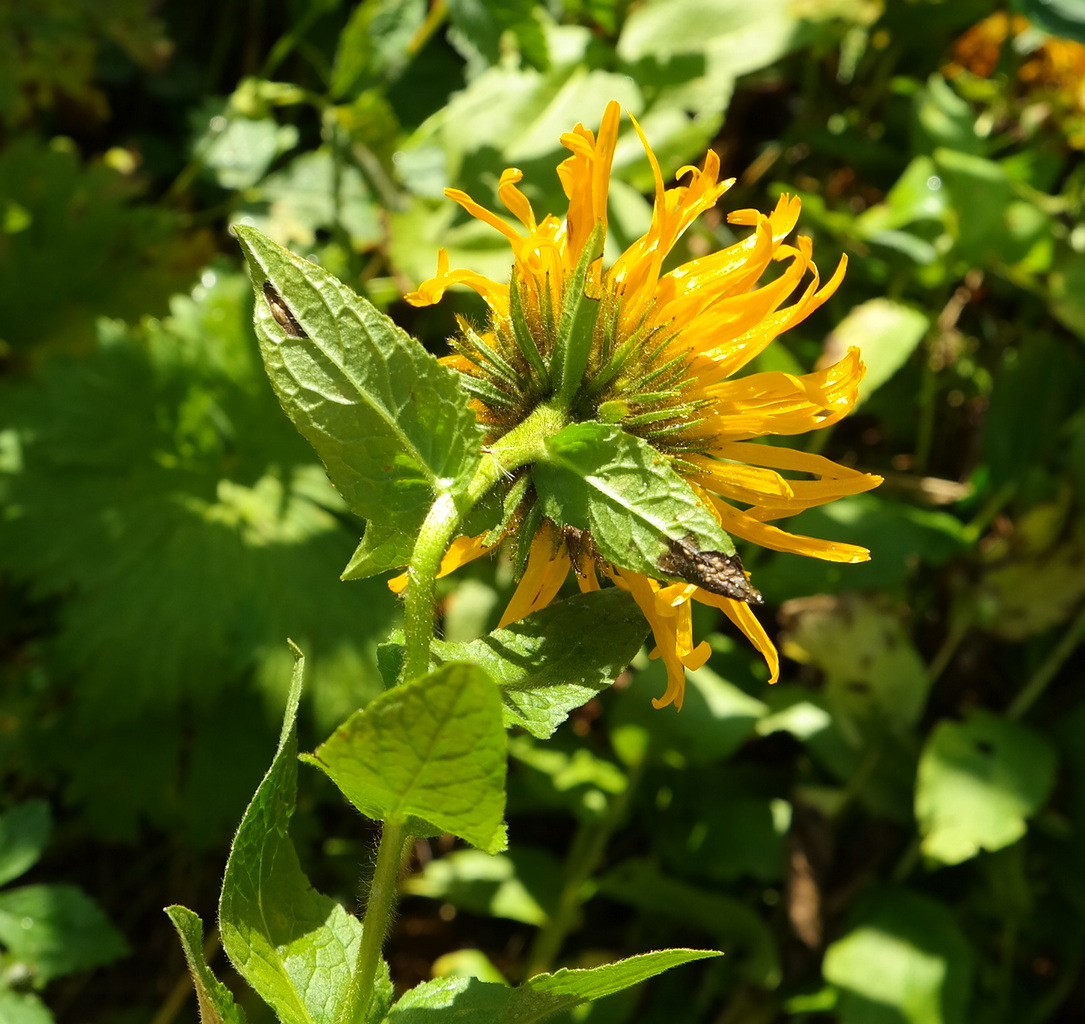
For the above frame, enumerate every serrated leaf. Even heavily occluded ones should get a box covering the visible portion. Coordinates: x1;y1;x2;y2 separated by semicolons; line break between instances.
219;648;364;1024
0;801;50;887
535;422;756;598
433;589;649;738
234;224;481;529
915;712;1057;866
166;906;248;1024
0;272;397;839
304;663;508;853
0;884;128;983
383;949;719;1023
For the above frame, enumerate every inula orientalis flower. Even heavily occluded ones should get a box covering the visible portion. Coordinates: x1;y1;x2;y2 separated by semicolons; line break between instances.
398;101;882;709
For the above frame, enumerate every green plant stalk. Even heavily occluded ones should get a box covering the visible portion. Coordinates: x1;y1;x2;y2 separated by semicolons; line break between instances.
1007;600;1085;720
400;399;570;683
344;399;571;1016
524;759;643;977
338;819;410;1024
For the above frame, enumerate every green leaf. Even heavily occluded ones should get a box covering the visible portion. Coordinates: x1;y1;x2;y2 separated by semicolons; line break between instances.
0;801;50;887
0;884;128;983
916;711;1057;866
781;594;931;732
0;271;398;839
823;299;929;406
823;888;973;1024
165;905;248;1024
245;149;383;252
536;422;759;600
341;520;415;581
219;647;364;1024
447;0;550;72
552;224;604;407
401;846;564;926
383;949;719;1023
432;589;649;738
0;990;52;1024
193;102;299;191
330;0;428;97
304;663;508;853
234;224;482;528
0;137;195;355
1014;0;1085;43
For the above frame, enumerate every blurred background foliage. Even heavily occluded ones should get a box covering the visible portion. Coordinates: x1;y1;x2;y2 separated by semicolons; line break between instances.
2;0;1085;1021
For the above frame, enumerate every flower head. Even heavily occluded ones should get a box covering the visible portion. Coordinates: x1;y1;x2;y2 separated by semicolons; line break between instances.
401;101;881;709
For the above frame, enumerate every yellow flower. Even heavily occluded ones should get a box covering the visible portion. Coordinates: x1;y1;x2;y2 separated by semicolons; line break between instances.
399;101;881;709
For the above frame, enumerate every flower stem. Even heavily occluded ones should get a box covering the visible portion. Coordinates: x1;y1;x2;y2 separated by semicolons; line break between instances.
337;820;410;1024
400;399;569;684
1006;600;1085;721
345;399;572;1018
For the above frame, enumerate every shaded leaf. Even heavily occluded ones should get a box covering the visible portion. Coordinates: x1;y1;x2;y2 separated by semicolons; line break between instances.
598;860;778;988
610;660;767;767
0;884;128;983
0;802;50;888
432;589;649;738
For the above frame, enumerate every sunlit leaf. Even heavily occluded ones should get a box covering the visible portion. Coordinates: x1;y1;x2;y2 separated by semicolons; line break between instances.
305;663;508;853
824;888;972;1024
823;298;929;405
402;846;564;926
383;949;719;1023
166;906;248;1024
235;224;482;528
916;711;1057;866
536;422;758;600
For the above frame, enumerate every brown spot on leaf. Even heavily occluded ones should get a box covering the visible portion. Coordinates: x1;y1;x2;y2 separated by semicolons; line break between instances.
263;281;308;338
657;533;763;603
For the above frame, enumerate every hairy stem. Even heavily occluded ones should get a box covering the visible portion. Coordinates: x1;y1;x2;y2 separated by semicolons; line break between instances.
338;820;410;1024
345;400;571;1017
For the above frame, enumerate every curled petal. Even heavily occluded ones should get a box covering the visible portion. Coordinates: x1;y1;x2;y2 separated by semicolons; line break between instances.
694;591;780;683
691;346;866;441
498;521;571;627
